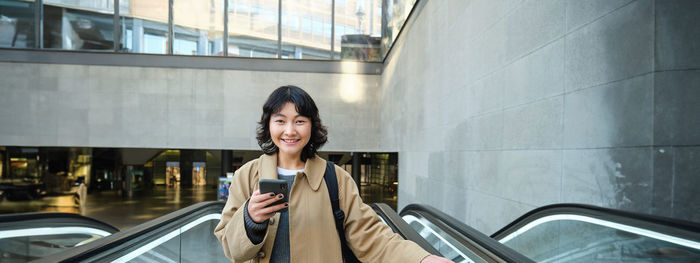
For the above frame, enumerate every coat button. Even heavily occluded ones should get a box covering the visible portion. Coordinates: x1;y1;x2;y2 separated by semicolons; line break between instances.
269;217;275;225
258;251;266;258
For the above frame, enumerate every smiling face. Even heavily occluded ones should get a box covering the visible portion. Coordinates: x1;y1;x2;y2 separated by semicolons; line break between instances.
269;102;312;161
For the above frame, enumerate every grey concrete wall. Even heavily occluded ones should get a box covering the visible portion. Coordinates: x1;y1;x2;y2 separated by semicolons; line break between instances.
382;0;700;234
0;63;382;152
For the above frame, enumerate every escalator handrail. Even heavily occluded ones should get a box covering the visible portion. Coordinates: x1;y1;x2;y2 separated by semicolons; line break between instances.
371;203;442;256
0;212;119;234
490;203;700;242
401;203;535;263
33;201;226;263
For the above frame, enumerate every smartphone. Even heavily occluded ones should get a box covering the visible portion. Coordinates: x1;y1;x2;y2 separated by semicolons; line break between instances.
259;179;289;213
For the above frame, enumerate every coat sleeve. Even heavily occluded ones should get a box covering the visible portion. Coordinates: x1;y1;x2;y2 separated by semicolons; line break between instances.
214;163;271;262
337;166;431;263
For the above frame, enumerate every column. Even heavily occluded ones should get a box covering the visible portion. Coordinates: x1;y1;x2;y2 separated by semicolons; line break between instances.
133;18;144;53
221;150;232;178
179;149;193;187
352;152;361;192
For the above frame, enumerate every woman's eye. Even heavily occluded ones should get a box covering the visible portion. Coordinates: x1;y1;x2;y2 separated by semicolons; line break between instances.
275;120;284;123
296;120;305;124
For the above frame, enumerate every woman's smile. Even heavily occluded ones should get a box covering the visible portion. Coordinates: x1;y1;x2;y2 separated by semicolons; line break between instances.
281;138;300;144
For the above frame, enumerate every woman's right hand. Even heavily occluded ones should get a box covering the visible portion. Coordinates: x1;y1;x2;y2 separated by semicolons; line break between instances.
247;190;288;223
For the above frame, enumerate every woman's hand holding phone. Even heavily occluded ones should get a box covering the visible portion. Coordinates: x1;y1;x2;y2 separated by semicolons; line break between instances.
247;190;288;223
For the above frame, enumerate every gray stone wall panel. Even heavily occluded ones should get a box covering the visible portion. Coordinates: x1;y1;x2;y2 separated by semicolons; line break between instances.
564;0;653;91
653;70;700;145
0;63;381;151
503;97;563;150
561;148;653;213
565;0;635;32
672;147;700;222
386;0;698;232
563;74;653;148
655;0;700;71
503;39;566;108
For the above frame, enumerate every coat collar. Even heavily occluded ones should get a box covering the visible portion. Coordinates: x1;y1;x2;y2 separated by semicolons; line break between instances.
259;152;326;191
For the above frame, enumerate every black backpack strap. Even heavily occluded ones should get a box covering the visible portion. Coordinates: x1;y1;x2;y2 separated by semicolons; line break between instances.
324;161;361;263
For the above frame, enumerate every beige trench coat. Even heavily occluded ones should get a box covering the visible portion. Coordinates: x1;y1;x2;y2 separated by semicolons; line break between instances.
214;153;430;263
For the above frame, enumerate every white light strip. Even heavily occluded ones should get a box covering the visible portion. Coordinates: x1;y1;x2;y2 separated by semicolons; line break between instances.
403;215;471;262
498;214;700;250
112;213;221;263
0;227;111;239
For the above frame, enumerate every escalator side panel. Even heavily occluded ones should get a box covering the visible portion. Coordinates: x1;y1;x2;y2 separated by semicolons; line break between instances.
33;201;227;263
0;213;118;262
499;214;700;262
401;204;535;263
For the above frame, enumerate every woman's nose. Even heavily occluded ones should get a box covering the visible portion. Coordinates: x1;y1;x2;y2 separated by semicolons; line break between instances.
283;123;295;135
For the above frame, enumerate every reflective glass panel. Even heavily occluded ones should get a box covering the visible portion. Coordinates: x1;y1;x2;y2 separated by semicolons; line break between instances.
0;228;109;261
119;1;169;54
227;0;278;58
381;0;415;58
173;0;224;56
112;214;228;262
281;0;331;60
403;214;483;263
500;215;700;262
334;0;381;61
0;0;35;48
42;0;115;51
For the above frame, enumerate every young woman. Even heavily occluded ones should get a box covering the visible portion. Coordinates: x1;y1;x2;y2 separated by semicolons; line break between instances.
214;85;452;263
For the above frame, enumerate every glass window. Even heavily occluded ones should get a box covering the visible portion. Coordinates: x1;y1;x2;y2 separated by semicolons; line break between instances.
336;24;344;38
41;0;114;51
335;0;382;61
301;15;311;34
119;1;169;54
323;20;331;38
228;0;278;58
235;1;248;14
0;0;36;49
173;0;224;56
312;17;322;36
250;3;260;15
283;13;301;31
381;0;416;59
262;8;275;22
0;0;415;62
125;28;132;50
282;0;331;60
144;33;166;54
173;34;198;55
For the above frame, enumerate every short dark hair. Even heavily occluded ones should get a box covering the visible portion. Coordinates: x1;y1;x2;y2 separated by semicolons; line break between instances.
256;85;328;162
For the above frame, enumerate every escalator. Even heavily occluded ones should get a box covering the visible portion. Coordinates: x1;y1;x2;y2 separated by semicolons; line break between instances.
490;204;700;262
4;201;697;262
0;212;119;261
388;203;700;262
25;201;523;263
381;203;534;263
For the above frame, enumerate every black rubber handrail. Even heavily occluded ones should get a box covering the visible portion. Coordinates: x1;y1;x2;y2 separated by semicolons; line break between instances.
401;204;535;263
0;212;119;234
371;203;441;256
491;203;700;242
32;201;226;263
